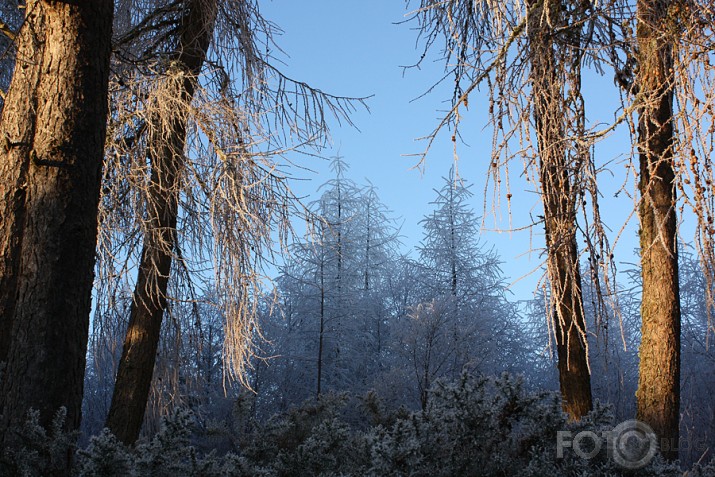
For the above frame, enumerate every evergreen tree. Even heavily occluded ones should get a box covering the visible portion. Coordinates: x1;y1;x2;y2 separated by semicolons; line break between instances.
389;169;524;408
259;158;400;408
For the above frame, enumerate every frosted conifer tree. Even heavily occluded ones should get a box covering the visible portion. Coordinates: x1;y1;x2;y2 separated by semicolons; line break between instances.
387;168;523;408
258;158;400;408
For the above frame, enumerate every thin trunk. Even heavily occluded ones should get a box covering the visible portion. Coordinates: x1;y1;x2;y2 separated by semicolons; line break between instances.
317;252;325;399
0;0;113;464
337;183;343;297
449;183;457;297
364;202;370;292
528;0;593;420
376;314;382;362
421;361;430;411
105;0;217;446
206;324;214;395
447;182;462;378
635;0;680;460
420;329;434;412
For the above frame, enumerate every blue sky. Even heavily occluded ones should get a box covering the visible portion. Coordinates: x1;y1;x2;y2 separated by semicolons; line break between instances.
259;0;640;301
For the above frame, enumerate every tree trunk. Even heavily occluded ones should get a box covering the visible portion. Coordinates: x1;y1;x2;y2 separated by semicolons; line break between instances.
105;0;217;446
317;244;326;399
528;0;593;420
0;3;43;370
0;0;113;463
634;0;681;460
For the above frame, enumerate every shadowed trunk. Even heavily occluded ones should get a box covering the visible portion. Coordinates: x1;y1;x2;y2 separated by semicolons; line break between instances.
634;0;681;460
105;0;217;446
0;0;113;469
528;0;593;420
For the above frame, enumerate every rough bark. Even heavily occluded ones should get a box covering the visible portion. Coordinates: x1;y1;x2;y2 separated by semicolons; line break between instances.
634;0;681;460
0;3;43;370
105;0;217;446
527;0;593;420
0;0;113;459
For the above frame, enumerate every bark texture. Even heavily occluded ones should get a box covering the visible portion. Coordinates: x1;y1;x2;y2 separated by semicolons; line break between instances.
0;3;43;369
528;0;593;420
105;0;217;446
0;0;113;456
635;0;681;460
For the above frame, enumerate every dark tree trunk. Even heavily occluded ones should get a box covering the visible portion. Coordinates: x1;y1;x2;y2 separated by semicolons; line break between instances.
528;0;593;420
0;0;114;465
105;0;216;446
634;0;681;460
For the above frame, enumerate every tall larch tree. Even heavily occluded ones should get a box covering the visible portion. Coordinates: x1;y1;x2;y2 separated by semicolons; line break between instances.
634;0;681;460
526;0;593;419
99;0;362;445
0;0;114;466
406;0;610;420
105;0;218;445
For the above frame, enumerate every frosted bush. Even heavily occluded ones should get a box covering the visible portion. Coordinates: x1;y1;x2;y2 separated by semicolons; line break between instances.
76;409;262;477
0;373;701;476
76;429;134;477
0;407;77;477
365;373;683;477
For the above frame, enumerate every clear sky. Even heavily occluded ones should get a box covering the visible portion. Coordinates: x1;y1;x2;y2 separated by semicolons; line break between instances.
259;0;640;301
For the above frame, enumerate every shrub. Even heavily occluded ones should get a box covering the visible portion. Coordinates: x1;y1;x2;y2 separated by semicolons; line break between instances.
0;373;699;476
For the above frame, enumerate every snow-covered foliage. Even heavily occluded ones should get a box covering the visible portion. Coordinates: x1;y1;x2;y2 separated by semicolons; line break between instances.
0;407;77;476
253;165;526;416
2;374;697;476
67;164;715;475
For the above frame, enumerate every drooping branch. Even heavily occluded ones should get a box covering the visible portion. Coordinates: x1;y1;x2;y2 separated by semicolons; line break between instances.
93;0;368;436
